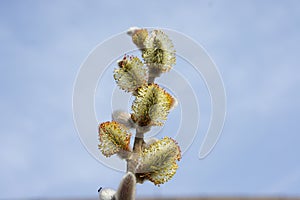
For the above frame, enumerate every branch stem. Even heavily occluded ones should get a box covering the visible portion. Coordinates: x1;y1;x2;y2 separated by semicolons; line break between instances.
127;126;149;180
133;127;146;154
148;76;156;84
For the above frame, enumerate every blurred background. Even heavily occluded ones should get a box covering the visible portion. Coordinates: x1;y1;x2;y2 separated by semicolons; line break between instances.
0;0;300;199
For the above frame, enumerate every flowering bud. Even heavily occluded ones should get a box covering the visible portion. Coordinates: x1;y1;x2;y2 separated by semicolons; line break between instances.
131;84;175;127
98;121;131;157
114;56;147;93
132;29;148;49
142;30;176;76
136;137;181;185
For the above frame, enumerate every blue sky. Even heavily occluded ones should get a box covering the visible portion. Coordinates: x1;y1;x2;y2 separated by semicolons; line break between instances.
1;0;300;199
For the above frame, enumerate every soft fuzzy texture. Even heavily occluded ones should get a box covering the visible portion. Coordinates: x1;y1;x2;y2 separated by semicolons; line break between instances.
98;172;136;200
